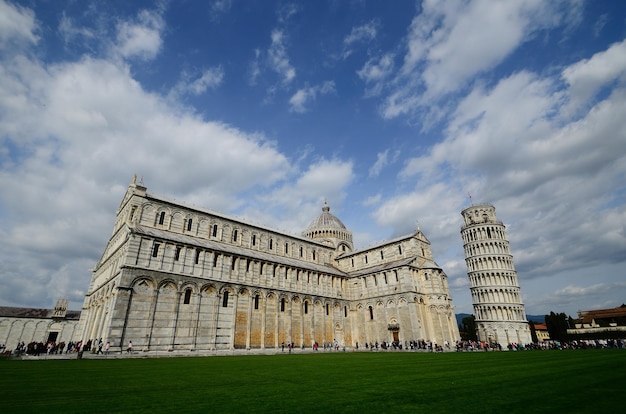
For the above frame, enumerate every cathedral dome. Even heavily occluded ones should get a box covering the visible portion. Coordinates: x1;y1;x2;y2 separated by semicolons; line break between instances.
303;202;353;252
305;201;347;231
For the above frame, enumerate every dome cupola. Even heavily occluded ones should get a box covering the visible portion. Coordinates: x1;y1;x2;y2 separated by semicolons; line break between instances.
302;201;353;253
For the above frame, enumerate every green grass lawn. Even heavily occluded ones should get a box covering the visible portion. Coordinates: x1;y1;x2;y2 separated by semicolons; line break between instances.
1;350;624;413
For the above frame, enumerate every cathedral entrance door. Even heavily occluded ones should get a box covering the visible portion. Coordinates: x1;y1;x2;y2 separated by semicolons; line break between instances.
392;331;399;344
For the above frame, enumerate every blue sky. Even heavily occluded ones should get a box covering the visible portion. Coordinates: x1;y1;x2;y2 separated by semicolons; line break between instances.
1;0;625;318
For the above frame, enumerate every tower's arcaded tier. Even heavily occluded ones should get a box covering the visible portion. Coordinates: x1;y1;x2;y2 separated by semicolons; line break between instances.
460;204;532;346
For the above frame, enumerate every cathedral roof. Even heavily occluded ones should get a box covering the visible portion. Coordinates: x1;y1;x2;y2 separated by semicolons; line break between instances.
0;306;81;319
131;225;348;276
305;201;347;231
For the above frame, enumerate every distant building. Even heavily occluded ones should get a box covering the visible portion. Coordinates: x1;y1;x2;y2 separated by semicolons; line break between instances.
76;178;460;352
568;305;626;339
532;323;550;342
0;299;81;348
460;204;532;345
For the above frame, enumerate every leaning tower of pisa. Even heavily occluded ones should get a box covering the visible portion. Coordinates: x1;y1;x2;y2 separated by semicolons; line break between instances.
460;204;532;346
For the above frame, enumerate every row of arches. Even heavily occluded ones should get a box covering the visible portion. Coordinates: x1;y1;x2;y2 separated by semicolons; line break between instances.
476;322;532;345
471;287;522;305
80;271;460;351
464;240;510;257
304;228;353;245
1;318;79;347
142;239;345;298
468;271;518;288
461;225;506;243
465;255;514;272
474;305;526;322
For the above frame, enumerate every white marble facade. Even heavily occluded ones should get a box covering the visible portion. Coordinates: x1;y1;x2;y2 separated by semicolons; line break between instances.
460;204;532;345
77;178;460;352
0;300;80;350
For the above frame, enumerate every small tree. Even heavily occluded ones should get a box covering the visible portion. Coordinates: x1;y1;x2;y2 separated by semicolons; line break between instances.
545;311;570;342
459;315;477;341
529;321;539;343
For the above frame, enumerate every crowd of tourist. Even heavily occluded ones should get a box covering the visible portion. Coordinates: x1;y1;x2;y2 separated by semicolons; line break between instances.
3;336;624;358
4;337;117;358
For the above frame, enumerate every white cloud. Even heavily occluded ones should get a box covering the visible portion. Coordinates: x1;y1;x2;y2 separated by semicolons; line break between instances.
115;9;164;60
277;3;299;24
268;29;296;84
362;193;382;207
289;81;335;113
342;20;379;59
344;20;379;46
0;0;38;47
170;66;225;98
0;50;291;309
562;38;626;116
368;149;389;177
357;53;394;96
247;48;261;85
253;158;355;233
379;0;578;119
387;39;626;303
58;13;95;45
555;283;618;297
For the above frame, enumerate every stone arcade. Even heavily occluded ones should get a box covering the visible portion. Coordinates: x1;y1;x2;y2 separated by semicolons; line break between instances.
77;178;460;352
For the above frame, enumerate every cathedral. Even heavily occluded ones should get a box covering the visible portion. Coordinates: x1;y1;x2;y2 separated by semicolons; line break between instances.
76;177;460;352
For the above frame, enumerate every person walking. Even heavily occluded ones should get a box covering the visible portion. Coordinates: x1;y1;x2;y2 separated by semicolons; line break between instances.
126;340;132;354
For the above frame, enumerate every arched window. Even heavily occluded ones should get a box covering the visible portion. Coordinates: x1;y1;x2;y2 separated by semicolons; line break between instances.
398;245;402;255
212;224;218;237
380;251;384;260
300;246;303;257
368;306;374;320
222;291;229;307
326;303;329;315
304;302;308;314
183;289;192;304
344;306;347;317
186;218;192;231
252;234;256;246
254;295;259;310
195;249;200;264
281;298;285;312
269;239;273;250
158;211;165;225
285;243;289;254
174;246;182;261
233;229;238;242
